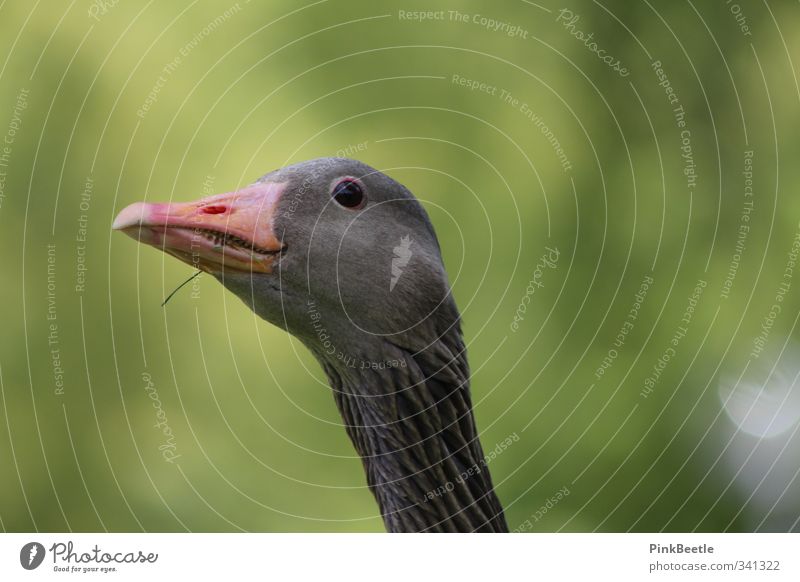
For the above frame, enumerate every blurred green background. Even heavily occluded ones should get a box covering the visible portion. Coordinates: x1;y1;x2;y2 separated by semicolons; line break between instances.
1;0;799;532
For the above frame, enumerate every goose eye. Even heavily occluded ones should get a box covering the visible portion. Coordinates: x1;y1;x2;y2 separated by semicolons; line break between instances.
331;179;364;209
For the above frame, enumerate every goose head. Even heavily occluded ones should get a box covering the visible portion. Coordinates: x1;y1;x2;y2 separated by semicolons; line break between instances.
114;158;453;361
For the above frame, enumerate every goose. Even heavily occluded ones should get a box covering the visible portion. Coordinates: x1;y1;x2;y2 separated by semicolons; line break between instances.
113;158;508;532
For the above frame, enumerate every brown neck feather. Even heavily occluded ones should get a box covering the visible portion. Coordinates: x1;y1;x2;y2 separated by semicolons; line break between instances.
317;333;508;533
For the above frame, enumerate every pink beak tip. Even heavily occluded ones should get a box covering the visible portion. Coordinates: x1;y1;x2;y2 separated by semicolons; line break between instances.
112;202;149;231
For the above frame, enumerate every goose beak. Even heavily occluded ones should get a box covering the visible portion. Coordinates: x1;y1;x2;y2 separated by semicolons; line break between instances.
112;181;287;274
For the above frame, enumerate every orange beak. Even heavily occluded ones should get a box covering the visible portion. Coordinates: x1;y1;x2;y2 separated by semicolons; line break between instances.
112;181;287;274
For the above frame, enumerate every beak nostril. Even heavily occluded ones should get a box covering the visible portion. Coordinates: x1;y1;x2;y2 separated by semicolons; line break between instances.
201;205;227;214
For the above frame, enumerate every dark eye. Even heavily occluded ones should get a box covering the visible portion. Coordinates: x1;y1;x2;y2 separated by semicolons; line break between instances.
331;179;364;209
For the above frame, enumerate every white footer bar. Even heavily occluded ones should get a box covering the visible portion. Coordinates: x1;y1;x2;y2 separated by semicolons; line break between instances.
1;533;796;580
